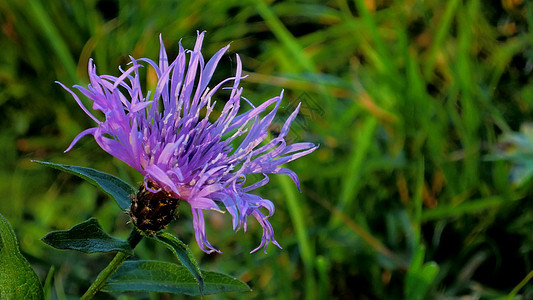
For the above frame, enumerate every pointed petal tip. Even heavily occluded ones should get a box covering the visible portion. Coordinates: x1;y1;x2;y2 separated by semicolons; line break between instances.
212;208;226;214
204;246;222;254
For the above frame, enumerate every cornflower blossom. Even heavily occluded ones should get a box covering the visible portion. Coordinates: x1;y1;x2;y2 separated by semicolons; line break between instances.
58;32;318;253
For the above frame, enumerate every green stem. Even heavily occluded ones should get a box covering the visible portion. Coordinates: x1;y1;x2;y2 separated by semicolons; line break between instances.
505;270;533;300
80;228;143;300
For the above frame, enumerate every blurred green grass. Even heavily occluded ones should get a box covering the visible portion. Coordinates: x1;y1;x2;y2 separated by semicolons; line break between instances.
1;0;533;299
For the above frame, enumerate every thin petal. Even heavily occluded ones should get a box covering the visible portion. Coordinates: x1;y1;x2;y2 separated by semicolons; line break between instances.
145;164;180;196
56;81;100;124
64;127;97;152
192;208;221;254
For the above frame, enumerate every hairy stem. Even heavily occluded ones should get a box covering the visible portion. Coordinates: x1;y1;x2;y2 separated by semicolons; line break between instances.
80;228;143;300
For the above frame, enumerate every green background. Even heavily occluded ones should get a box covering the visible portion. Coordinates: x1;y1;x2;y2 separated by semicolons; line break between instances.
1;0;533;299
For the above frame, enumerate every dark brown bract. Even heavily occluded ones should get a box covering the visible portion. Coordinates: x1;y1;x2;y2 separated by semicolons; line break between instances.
129;182;180;235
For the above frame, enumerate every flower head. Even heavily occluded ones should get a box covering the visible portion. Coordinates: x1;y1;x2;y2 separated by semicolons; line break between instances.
59;31;318;253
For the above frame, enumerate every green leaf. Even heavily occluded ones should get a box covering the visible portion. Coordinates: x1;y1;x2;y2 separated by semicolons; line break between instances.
405;246;439;300
102;260;250;296
41;218;133;255
33;160;134;210
153;231;204;294
0;213;44;299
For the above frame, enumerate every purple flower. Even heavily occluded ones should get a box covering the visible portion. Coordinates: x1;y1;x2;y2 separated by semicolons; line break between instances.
59;32;318;254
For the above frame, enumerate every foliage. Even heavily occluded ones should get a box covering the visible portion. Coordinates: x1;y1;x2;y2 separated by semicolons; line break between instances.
103;260;250;296
0;213;43;299
1;0;533;298
41;217;133;255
